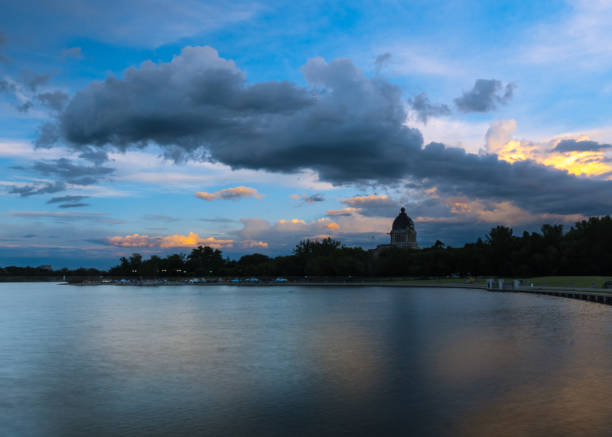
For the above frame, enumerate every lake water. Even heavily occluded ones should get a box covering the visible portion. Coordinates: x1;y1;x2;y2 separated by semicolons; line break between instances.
2;283;612;436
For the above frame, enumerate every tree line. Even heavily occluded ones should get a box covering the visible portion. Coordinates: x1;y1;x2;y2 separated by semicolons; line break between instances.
0;266;103;280
106;216;612;278
3;216;612;279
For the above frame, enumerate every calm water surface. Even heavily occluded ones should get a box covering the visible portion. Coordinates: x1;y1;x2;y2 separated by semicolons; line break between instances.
2;283;612;436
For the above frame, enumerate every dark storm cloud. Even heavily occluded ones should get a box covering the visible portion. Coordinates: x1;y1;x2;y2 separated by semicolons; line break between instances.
406;142;612;215
407;92;451;123
331;195;451;222
302;194;325;203
9;181;66;197
32;158;114;185
47;195;89;204
49;47;420;183
77;147;109;164
1;73;67;113
454;79;515;113
553;139;612;153
37;90;69;111
342;194;400;217
58;203;89;208
42;47;612;216
35;123;60;148
20;69;51;91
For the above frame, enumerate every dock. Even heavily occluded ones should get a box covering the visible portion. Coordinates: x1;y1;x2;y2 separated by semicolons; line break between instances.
486;278;612;305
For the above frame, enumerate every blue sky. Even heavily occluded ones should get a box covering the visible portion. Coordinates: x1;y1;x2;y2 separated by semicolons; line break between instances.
2;0;612;268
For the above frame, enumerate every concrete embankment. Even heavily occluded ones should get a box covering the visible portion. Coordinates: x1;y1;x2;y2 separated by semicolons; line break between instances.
487;283;612;305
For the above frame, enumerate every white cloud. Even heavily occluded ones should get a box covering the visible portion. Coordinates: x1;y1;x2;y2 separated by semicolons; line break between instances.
407;113;488;154
0;140;64;159
520;0;612;70
113;147;336;191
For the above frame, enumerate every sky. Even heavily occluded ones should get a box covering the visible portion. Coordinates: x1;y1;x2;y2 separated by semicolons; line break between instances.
2;0;612;268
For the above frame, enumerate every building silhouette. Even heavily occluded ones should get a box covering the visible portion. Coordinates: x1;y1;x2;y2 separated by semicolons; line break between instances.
389;207;418;249
373;207;419;253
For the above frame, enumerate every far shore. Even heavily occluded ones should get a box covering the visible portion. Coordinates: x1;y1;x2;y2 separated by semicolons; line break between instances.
62;277;612;294
5;275;612;297
70;279;487;289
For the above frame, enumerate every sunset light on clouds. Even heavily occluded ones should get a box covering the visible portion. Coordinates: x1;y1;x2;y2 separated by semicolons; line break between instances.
3;0;612;268
486;120;612;177
108;233;235;249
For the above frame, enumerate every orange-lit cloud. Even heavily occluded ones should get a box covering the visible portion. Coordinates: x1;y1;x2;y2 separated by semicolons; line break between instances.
195;186;262;201
486;120;612;177
423;187;439;198
343;194;393;206
416;197;585;225
308;234;337;240
242;240;269;249
326;207;361;216
238;217;341;246
278;218;307;226
542;148;611;177
108;232;234;249
327;222;340;231
276;217;339;232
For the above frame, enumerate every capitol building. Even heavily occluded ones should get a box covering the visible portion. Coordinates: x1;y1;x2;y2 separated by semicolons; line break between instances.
374;207;419;251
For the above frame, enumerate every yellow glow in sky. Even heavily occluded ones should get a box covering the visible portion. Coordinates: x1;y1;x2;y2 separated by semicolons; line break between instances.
493;137;612;177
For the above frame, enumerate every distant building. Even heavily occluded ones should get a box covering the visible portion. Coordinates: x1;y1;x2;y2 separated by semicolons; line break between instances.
373;207;419;253
37;265;53;271
389;207;418;249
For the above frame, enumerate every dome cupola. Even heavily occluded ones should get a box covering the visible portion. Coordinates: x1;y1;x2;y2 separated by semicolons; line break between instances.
389;207;418;249
392;207;414;231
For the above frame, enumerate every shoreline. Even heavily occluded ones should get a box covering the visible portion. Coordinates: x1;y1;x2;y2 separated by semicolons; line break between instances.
8;279;612;305
64;279;612;305
68;280;485;288
65;279;612;294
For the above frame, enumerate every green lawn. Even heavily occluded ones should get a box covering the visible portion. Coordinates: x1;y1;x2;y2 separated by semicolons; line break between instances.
523;276;612;288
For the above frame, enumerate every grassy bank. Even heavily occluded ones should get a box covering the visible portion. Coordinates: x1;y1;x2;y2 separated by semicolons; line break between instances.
523;276;611;288
387;276;612;289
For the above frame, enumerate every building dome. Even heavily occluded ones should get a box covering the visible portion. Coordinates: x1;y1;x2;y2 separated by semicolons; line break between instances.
392;207;414;231
389;207;418;249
